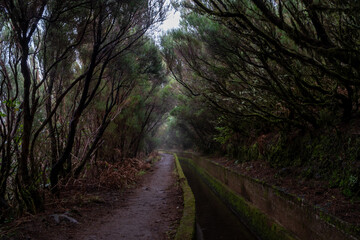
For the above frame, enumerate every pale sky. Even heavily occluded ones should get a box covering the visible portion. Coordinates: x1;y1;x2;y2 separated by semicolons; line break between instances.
159;2;181;32
151;0;181;42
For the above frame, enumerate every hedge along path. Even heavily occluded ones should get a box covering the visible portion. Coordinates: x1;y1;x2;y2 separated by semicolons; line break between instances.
174;153;196;240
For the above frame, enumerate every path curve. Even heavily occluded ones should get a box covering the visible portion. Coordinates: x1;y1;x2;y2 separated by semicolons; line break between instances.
74;153;179;240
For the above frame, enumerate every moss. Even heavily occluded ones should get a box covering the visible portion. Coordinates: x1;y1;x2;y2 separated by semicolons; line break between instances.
174;154;196;240
248;143;260;161
183;156;360;239
317;210;360;237
181;157;296;240
137;170;146;176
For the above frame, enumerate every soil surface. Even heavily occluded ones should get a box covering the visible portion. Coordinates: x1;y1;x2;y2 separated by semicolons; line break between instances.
5;153;182;240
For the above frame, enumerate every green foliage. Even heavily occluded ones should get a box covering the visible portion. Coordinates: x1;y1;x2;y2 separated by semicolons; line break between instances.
105;122;117;135
137;170;146;176
214;126;233;145
98;38;172;159
260;130;360;198
162;0;360;150
0;0;168;218
160;0;360;201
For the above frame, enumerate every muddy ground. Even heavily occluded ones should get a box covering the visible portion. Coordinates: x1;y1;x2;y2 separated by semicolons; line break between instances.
3;153;183;240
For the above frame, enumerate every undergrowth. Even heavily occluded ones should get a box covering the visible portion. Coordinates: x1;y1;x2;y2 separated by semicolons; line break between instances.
0;151;160;233
223;127;360;198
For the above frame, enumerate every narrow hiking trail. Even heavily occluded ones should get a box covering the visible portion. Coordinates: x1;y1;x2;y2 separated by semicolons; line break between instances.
13;153;182;240
72;153;180;240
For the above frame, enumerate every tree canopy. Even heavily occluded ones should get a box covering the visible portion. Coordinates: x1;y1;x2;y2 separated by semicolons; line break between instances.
1;0;359;222
161;0;360;197
0;0;170;218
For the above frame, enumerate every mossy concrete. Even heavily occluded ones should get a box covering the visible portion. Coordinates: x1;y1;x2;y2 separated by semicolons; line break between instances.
174;154;196;240
180;156;359;240
180;157;296;240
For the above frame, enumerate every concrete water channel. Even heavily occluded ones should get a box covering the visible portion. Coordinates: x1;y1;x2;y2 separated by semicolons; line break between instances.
179;158;258;240
176;153;359;240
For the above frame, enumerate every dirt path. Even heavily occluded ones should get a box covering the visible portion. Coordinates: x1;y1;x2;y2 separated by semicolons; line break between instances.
9;153;182;240
71;153;180;240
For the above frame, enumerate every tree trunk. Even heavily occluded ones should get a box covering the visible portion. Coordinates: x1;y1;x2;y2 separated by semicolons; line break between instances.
18;39;43;213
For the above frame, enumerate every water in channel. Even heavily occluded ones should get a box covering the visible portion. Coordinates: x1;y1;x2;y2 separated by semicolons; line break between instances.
179;159;258;240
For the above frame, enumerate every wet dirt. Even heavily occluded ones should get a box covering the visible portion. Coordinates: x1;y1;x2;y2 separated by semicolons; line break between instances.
8;153;182;240
73;153;181;240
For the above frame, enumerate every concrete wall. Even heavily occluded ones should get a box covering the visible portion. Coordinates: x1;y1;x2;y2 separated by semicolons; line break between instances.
183;156;359;240
173;154;196;240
